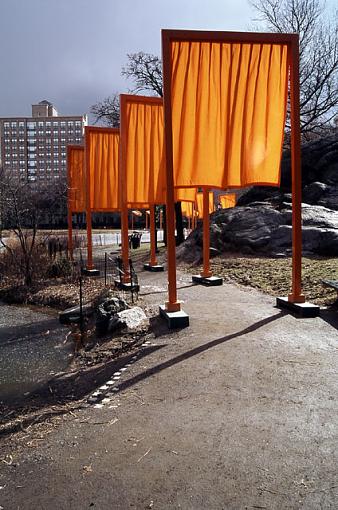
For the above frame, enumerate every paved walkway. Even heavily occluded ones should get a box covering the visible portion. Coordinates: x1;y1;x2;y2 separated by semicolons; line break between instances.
1;270;337;509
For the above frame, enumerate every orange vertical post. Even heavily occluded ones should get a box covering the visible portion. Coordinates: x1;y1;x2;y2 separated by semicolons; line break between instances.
201;188;212;278
86;210;93;269
288;36;305;303
66;146;73;261
119;95;131;283
149;204;158;266
84;128;93;270
162;31;180;312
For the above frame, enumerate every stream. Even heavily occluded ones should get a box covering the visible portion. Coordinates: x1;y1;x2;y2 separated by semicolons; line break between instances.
0;301;73;403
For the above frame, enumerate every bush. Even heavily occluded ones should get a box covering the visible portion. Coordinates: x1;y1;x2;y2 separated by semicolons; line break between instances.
46;256;73;278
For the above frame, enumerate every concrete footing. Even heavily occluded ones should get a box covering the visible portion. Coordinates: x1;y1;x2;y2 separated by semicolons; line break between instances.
192;275;223;286
82;268;100;277
144;263;164;272
276;297;320;318
114;280;140;293
159;305;190;329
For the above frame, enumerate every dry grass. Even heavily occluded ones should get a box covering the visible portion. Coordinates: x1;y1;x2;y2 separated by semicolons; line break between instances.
181;255;338;306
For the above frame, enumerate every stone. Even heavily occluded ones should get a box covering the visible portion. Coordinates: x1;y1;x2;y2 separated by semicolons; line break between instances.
178;202;338;259
95;296;129;335
59;303;94;325
116;307;149;331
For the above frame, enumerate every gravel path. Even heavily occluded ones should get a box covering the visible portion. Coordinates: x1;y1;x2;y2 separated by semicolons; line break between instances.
0;271;337;509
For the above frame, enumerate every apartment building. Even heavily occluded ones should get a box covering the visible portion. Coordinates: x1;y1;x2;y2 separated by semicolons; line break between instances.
0;100;87;184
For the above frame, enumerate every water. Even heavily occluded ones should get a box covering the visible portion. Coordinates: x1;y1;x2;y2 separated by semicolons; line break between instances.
0;302;73;402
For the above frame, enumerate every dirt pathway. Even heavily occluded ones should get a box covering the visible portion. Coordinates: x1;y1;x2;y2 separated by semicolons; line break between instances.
0;270;337;509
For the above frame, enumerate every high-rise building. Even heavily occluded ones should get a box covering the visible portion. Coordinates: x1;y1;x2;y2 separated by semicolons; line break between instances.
0;100;87;184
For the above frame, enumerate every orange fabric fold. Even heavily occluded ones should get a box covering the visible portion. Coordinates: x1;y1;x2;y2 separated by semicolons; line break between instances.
68;146;85;213
87;129;119;211
219;193;237;209
181;201;193;218
175;187;196;203
170;41;289;188
122;97;166;205
196;192;214;218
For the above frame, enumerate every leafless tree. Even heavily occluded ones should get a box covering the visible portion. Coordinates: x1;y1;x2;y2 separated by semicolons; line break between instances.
90;94;120;128
0;170;67;285
121;52;163;97
90;52;163;126
251;0;338;139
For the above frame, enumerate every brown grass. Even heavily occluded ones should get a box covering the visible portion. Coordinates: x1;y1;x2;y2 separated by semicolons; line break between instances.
181;255;338;306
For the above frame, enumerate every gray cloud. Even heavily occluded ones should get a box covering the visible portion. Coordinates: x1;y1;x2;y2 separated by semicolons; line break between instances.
1;0;254;118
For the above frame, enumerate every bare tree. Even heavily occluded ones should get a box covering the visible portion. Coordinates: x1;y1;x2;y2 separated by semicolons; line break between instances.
251;0;338;139
90;52;163;127
0;171;67;285
121;52;163;97
90;93;120;127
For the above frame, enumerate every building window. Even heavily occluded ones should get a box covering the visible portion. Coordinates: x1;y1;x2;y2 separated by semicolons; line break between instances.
38;121;44;127
46;121;51;127
11;121;17;127
60;121;66;127
4;122;10;127
27;121;36;129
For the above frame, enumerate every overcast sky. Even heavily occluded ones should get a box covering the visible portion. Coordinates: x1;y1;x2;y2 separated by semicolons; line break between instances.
0;0;256;119
0;0;336;121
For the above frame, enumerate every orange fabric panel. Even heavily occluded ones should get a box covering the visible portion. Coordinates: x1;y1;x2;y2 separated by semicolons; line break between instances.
68;146;85;212
87;129;119;211
123;99;166;205
181;201;193;218
170;41;289;188
196;192;214;218
219;193;237;209
175;187;196;203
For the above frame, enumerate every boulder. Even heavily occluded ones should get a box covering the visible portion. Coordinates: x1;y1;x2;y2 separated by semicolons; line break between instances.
115;307;149;331
96;296;129;335
178;203;338;260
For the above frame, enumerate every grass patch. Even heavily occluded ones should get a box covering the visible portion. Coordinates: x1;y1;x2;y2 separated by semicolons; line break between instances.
181;255;338;306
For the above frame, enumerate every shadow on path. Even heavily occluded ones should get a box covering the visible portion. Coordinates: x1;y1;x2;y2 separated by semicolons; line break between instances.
139;283;195;297
319;306;338;331
118;311;286;393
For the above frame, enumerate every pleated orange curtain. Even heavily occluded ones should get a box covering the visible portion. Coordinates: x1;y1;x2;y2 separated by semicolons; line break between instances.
219;193;237;209
67;145;85;212
121;96;166;206
196;192;214;218
170;41;289;188
175;187;196;203
181;201;193;218
86;128;119;212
